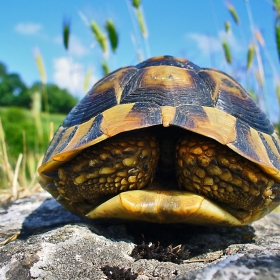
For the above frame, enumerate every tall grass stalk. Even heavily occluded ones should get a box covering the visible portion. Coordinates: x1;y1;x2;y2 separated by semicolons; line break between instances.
21;131;27;188
34;48;49;138
0;108;60;200
134;4;150;58
255;28;280;121
49;121;54;141
0;118;13;187
26;153;43;190
32;91;43;144
127;3;144;61
245;1;268;113
255;29;280;87
0;117;40;201
12;153;23;199
83;69;92;94
90;19;110;75
34;49;47;84
126;0;150;61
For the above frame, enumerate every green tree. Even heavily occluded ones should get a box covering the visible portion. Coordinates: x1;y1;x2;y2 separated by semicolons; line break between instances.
30;82;78;114
46;83;78;114
0;62;28;107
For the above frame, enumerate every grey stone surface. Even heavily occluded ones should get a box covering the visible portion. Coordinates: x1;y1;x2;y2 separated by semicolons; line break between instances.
0;192;280;279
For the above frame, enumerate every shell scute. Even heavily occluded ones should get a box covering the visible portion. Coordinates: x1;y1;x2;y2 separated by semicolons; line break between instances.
229;119;260;163
272;132;280;155
62;66;137;128
74;114;104;148
128;102;162;127
258;132;280;171
43;125;78;164
199;68;274;135
120;66;213;107
42;126;66;164
171;105;236;145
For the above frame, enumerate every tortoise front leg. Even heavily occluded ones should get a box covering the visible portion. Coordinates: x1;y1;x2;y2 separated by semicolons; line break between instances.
176;134;276;219
54;132;159;206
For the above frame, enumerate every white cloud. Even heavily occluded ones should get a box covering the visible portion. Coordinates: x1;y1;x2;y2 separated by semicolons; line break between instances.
187;31;243;56
187;33;222;55
69;35;88;57
15;22;42;35
53;57;97;96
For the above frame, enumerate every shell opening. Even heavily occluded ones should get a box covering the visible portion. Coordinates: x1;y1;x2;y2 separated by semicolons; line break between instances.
49;126;279;223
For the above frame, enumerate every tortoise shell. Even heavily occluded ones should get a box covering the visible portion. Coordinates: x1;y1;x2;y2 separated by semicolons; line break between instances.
38;55;280;226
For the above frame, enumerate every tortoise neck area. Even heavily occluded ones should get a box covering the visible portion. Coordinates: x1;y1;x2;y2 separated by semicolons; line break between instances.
142;126;186;186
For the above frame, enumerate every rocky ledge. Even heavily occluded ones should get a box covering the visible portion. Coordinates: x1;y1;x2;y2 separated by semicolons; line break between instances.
0;192;280;280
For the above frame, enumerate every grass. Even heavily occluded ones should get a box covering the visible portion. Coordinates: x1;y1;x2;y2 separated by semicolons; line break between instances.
0;106;65;201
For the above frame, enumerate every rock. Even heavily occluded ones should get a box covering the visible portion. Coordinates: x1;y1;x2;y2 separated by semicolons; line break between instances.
0;192;280;280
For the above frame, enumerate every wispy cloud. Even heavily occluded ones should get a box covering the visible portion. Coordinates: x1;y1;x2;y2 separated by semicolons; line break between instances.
53;57;97;96
15;22;42;35
68;35;89;57
187;31;243;56
187;33;222;55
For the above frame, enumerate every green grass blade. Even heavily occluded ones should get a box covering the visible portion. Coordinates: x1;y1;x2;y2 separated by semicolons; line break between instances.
273;0;280;14
248;89;256;101
227;4;240;25
12;153;23;198
136;8;148;38
247;44;255;70
63;19;70;51
275;16;280;62
105;19;118;53
222;40;232;64
132;0;141;8
83;69;92;93
276;82;280;104
225;21;231;33
90;20;107;53
101;61;110;76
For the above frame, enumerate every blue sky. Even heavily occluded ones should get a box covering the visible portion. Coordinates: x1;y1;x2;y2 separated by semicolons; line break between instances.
1;0;280;121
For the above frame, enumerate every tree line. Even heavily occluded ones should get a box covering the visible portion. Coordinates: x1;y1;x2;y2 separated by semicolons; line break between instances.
0;61;78;114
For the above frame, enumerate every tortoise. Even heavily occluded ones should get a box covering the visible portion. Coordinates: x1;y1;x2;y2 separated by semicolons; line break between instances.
38;55;280;226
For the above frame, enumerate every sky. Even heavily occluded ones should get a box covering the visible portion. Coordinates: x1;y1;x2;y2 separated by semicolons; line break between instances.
1;0;280;121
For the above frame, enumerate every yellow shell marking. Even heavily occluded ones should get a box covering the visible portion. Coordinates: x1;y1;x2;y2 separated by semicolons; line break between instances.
193;106;237;145
140;66;192;88
94;67;132;104
161;106;176;127
100;103;136;136
198;69;220;102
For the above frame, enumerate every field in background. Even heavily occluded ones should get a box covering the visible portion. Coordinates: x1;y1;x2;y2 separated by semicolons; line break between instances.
0;106;65;200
